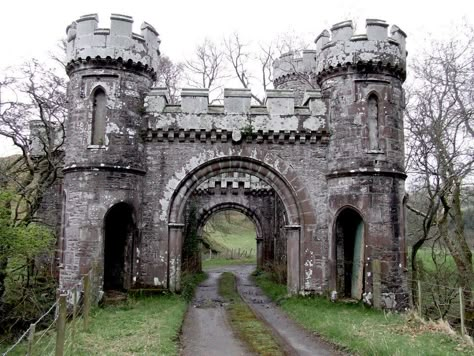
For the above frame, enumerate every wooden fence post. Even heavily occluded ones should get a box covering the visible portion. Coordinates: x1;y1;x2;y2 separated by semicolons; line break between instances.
71;287;78;353
83;273;91;331
27;323;36;355
372;259;381;309
459;287;465;337
417;280;422;316
55;294;67;356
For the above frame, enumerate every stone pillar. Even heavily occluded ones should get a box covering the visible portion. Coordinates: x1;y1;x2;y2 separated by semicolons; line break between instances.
168;223;184;292
285;225;301;293
256;236;263;269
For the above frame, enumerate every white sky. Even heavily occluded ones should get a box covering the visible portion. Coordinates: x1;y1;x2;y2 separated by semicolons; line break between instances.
0;0;473;155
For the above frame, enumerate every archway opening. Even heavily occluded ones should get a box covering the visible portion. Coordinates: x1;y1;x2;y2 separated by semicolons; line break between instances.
335;208;365;299
202;210;257;266
180;172;288;284
103;203;135;291
168;157;305;292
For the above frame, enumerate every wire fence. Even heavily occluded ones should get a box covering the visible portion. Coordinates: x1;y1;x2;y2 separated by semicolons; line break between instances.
203;247;255;260
2;268;95;356
3;257;473;354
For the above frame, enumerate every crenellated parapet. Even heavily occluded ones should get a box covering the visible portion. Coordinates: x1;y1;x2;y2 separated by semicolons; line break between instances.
272;50;317;88
194;173;273;195
314;19;407;83
65;14;160;79
145;87;327;117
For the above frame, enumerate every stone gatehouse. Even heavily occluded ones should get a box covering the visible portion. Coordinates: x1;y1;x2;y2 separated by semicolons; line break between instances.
59;14;408;305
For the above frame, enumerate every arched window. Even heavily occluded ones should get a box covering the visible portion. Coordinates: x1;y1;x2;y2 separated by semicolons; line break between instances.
367;94;379;150
91;88;107;145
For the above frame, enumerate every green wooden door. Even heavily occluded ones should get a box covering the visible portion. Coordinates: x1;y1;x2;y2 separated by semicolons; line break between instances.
351;220;364;299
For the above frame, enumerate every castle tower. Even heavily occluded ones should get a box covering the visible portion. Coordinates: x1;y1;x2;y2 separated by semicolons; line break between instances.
60;14;160;291
272;50;317;105
315;20;408;305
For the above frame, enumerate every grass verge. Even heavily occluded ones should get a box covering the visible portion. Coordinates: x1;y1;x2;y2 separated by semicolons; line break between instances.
218;272;284;356
1;272;207;356
1;294;187;356
254;272;474;355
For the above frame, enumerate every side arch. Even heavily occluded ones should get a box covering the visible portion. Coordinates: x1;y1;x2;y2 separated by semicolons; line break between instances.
102;202;136;291
333;205;366;299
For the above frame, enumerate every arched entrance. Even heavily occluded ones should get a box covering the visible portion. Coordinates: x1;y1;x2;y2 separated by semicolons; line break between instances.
103;202;135;291
335;208;365;299
196;203;263;268
167;156;307;293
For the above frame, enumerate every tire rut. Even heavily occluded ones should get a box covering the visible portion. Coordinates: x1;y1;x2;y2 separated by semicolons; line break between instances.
181;265;343;356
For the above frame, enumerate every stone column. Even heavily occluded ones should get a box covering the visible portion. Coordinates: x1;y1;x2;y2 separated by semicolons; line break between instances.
285;225;301;293
256;236;263;269
168;223;185;292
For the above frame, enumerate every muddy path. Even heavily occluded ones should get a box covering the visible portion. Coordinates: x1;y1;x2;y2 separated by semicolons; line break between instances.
180;265;341;356
180;270;252;356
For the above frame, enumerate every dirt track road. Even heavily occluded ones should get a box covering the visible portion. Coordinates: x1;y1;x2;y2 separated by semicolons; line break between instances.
180;264;341;356
180;270;251;356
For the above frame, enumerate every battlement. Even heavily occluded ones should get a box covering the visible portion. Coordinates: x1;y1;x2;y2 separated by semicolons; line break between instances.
65;14;160;77
194;174;272;195
273;50;317;83
314;19;407;81
145;87;328;119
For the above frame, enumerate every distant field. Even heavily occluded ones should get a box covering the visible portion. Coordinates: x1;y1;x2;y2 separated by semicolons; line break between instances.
202;211;257;265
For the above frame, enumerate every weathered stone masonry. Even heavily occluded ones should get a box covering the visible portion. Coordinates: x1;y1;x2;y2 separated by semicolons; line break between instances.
59;14;408;307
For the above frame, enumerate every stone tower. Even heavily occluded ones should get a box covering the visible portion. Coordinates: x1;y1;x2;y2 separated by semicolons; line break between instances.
60;14;160;289
314;20;408;301
272;50;317;105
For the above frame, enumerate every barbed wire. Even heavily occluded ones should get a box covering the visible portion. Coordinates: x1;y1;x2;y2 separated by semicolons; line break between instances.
2;270;92;355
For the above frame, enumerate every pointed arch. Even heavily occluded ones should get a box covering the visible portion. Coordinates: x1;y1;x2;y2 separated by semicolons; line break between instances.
334;206;366;299
91;86;107;145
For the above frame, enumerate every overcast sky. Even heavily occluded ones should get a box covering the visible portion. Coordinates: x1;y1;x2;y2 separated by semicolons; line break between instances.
0;0;473;155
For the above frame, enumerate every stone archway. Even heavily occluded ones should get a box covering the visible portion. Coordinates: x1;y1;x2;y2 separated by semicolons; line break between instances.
334;207;365;299
167;156;307;293
103;202;136;291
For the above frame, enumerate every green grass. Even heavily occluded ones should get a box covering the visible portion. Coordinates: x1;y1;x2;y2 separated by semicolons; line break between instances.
218;272;284;356
202;211;257;267
203;211;257;253
203;257;256;269
1;294;187;355
255;272;474;356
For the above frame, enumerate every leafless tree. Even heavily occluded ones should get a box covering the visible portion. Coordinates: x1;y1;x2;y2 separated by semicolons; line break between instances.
405;24;474;317
224;33;265;104
156;55;184;104
184;38;227;101
0;59;66;225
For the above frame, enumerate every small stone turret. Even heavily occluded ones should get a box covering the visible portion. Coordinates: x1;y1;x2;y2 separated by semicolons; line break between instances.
272;50;317;105
61;14;160;292
66;13;160;79
317;19;408;306
315;19;407;83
